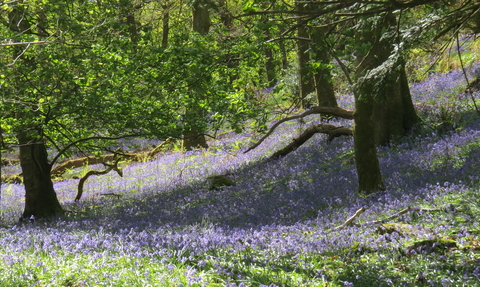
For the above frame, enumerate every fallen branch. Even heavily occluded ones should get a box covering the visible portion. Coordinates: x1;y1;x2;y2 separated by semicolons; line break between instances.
363;207;441;225
75;158;123;201
51;137;174;178
101;193;122;199
268;124;352;160
1;173;22;184
245;106;353;153
331;206;442;231
332;207;366;231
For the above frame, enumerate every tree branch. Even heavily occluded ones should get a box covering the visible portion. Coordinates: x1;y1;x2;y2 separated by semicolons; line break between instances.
244;106;353;153
267;124;352;160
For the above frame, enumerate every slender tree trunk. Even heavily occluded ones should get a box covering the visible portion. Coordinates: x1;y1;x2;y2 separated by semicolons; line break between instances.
182;0;211;151
311;27;337;108
119;0;138;45
161;1;170;48
279;24;288;71
296;3;315;109
262;17;276;86
18;131;63;219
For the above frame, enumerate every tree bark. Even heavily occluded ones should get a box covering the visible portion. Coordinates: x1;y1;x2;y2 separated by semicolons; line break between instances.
18;131;63;219
353;88;385;195
296;3;315;109
311;27;338;108
161;1;170;48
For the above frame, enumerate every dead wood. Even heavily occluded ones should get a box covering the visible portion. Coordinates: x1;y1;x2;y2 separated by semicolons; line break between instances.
331;206;442;231
1;158;20;166
268;124;352;160
245;106;353;153
50;137;174;178
1;173;22;184
332;207;366;231
363;207;441;225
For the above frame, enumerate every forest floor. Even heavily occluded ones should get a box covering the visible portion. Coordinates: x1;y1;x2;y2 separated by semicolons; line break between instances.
1;69;480;286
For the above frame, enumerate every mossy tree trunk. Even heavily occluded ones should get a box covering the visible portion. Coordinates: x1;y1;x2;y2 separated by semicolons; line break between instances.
353;87;386;195
18;130;63;219
353;12;420;194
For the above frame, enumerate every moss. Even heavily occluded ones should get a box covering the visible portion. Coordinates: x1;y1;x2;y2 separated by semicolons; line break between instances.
342;242;375;256
208;175;235;190
406;238;457;254
376;223;432;237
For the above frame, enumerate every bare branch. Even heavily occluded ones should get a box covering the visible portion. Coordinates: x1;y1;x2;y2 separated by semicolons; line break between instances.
267;124;353;160
0;41;48;46
245;106;353;153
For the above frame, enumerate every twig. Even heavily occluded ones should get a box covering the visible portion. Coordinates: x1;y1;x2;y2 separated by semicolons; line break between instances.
101;193;122;199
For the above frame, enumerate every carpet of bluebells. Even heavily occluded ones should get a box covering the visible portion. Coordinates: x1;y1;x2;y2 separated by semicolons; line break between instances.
1;69;480;286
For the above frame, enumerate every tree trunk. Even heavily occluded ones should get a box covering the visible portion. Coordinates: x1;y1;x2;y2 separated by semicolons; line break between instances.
182;0;211;151
262;17;276;86
119;0;138;45
372;61;420;145
18;131;63;220
161;1;170;48
352;15;390;195
353;88;386;195
296;3;315;109
311;27;337;108
192;0;210;35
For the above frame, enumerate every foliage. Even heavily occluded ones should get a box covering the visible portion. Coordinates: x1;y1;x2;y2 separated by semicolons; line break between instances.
0;0;266;157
